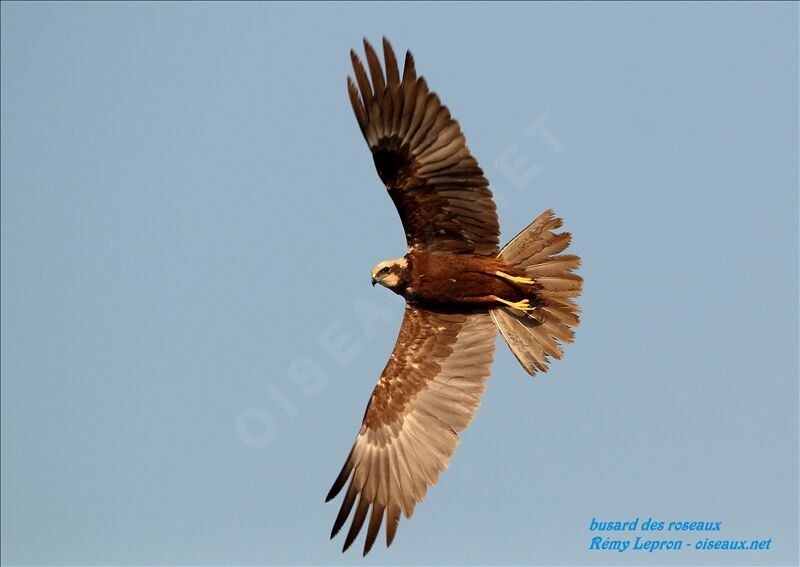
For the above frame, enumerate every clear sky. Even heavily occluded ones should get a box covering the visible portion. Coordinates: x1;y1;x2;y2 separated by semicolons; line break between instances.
1;2;797;565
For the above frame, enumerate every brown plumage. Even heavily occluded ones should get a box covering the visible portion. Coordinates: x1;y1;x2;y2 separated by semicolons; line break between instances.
327;38;583;555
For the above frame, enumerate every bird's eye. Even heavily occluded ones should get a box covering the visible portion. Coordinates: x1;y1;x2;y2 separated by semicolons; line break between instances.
380;267;390;275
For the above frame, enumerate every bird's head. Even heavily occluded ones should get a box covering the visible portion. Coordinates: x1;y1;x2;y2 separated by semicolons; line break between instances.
370;258;408;292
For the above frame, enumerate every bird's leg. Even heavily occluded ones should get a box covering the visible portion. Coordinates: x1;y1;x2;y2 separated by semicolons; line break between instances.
491;295;536;312
495;271;534;285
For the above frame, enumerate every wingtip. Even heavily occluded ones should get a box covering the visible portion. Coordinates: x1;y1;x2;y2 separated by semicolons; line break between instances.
325;479;340;503
362;534;376;557
342;537;354;553
386;518;399;548
402;50;417;83
324;486;337;503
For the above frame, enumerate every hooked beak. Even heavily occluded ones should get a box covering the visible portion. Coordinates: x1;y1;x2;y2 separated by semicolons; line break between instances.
371;275;378;286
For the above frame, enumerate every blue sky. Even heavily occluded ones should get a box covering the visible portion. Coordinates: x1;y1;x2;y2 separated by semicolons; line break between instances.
1;2;797;565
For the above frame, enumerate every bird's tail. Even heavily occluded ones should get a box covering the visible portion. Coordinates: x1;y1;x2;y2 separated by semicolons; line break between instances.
491;209;583;375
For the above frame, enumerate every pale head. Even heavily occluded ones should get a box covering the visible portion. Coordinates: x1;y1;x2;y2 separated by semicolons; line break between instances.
370;258;408;292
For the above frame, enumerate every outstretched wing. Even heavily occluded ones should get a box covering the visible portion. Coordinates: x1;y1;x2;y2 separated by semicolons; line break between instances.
348;38;500;255
326;305;496;555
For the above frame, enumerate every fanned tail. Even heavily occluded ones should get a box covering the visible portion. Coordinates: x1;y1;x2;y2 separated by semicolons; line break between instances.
491;209;582;375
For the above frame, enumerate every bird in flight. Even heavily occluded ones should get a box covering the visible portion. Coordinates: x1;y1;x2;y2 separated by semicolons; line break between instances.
326;38;583;556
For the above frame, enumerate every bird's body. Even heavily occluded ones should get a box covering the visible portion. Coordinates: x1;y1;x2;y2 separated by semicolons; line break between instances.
327;38;583;556
379;250;537;309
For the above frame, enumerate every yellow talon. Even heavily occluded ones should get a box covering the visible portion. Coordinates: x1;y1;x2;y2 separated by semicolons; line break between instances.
493;297;536;311
495;271;535;285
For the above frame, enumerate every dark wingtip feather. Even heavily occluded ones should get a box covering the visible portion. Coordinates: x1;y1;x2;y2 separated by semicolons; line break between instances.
385;503;401;547
343;494;369;552
349;50;361;72
326;449;354;502
363;503;385;556
349;49;360;72
382;37;400;86
362;38;386;93
362;37;374;63
402;50;417;83
330;480;358;539
325;478;341;502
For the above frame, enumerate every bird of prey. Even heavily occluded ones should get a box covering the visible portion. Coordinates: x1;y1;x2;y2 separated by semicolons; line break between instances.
326;38;583;556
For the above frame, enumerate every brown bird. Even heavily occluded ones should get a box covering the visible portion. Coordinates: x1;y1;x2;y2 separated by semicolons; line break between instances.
327;38;583;556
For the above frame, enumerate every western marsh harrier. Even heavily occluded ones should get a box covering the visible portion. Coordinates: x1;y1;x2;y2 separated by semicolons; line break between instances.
326;38;583;555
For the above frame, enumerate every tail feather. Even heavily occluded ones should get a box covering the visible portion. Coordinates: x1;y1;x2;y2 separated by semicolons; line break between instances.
492;209;582;375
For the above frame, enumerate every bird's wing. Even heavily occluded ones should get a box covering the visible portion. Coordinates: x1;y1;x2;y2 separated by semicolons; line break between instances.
326;305;496;555
348;38;500;255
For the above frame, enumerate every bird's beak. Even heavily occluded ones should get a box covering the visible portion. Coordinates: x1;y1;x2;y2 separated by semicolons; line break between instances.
371;275;377;286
